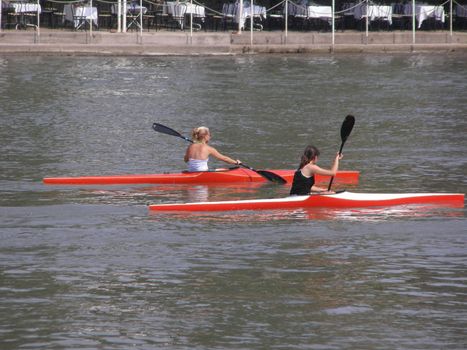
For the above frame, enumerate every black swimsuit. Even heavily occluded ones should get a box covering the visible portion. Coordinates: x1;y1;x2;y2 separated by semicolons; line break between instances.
289;170;315;195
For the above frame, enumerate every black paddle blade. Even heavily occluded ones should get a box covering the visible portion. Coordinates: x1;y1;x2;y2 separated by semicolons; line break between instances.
152;123;193;143
256;170;287;185
239;163;287;184
341;115;355;142
152;123;183;138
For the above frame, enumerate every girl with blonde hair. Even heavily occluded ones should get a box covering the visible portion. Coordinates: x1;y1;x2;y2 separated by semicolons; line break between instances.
184;127;241;172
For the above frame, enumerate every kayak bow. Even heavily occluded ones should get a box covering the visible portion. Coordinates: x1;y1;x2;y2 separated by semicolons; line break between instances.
148;191;464;212
43;168;359;185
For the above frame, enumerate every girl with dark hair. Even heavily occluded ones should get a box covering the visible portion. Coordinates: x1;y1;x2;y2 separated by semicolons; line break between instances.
289;145;343;195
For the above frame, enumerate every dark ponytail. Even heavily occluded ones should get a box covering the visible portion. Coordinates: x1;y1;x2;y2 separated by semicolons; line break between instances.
298;145;320;170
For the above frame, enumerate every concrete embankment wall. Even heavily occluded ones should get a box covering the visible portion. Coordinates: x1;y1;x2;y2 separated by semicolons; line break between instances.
1;30;466;55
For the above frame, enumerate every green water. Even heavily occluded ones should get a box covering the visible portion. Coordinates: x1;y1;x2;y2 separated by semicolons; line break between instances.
0;53;466;349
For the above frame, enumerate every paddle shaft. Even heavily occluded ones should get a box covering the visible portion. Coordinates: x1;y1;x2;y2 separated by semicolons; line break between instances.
327;115;355;191
327;142;346;191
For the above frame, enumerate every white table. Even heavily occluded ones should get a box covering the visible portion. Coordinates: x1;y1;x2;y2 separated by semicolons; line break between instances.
111;3;148;15
4;2;41;29
307;6;332;19
166;2;204;17
286;3;332;20
8;2;41;13
222;3;265;29
64;4;98;29
404;4;445;28
242;5;265;20
354;4;392;25
165;1;205;29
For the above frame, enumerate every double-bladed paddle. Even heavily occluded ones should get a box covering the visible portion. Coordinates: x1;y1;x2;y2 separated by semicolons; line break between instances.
327;115;355;191
152;123;287;184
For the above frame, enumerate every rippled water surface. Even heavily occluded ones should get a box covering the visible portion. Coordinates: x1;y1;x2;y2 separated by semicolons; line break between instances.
0;53;466;349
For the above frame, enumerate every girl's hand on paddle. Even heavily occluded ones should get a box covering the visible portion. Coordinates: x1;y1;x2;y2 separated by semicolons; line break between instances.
321;190;335;194
336;153;343;160
311;190;335;195
311;186;334;195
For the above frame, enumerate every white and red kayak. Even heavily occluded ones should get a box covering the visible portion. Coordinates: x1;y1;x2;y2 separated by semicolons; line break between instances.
43;168;359;185
148;191;464;212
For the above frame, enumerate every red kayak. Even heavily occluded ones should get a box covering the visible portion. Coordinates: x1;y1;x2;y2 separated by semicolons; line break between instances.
148;191;464;212
43;168;359;185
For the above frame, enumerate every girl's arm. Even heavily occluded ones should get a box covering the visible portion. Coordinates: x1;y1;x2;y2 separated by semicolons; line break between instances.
208;146;240;165
183;146;191;163
307;153;342;176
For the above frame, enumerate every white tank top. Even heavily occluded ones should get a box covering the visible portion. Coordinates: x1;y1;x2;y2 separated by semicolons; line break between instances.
187;158;209;172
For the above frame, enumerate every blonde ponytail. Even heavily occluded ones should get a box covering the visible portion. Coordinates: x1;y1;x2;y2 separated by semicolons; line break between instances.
192;126;210;143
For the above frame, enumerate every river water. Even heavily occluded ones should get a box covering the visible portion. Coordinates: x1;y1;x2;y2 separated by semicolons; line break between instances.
0;53;466;349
